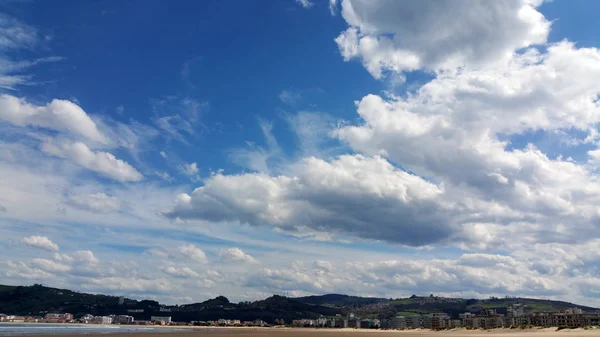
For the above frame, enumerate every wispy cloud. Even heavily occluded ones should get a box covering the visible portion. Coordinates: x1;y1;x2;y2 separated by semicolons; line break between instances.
229;119;284;173
0;14;62;89
150;96;209;144
279;90;301;105
295;0;314;9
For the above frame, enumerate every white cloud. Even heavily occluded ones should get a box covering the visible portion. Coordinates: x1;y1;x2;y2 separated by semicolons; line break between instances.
0;14;59;89
160;151;167;158
0;13;38;50
5;0;600;307
296;0;314;9
229;119;282;173
70;250;99;265
329;0;337;16
335;0;549;78
179;244;208;263
164;154;452;246
285;111;337;156
220;247;257;264
5;261;54;280
81;276;171;293
151;97;208;144
30;258;71;273
165;27;600;254
156;171;173;182
0;57;64;90
161;266;199;278
42;139;143;182
68;192;126;213
0;95;107;144
22;236;59;252
181;162;199;176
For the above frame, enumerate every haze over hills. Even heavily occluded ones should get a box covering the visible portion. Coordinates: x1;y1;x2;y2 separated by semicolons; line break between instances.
0;284;597;324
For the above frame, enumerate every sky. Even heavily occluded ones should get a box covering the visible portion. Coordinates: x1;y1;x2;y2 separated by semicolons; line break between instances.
2;0;600;306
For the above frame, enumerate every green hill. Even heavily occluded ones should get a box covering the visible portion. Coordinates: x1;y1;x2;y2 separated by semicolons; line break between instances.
293;294;598;319
0;284;340;324
0;284;597;323
295;294;389;307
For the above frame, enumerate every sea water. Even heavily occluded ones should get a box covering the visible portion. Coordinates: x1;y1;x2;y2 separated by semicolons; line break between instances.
0;324;184;335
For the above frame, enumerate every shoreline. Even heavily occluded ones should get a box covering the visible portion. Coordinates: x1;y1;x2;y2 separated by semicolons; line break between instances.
3;322;600;331
3;324;600;335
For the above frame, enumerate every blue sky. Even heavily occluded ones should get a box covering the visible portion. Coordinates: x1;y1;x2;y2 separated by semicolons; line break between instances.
3;0;600;306
8;0;381;177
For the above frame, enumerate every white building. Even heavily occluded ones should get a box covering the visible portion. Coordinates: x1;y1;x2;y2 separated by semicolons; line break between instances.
151;316;172;324
90;316;113;324
111;315;134;324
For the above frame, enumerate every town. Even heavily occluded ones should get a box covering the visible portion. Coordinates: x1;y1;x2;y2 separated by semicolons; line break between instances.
2;304;600;330
0;313;269;327
292;306;600;329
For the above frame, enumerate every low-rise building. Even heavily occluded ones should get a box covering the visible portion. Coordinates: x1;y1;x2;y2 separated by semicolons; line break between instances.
90;316;113;325
44;313;73;323
111;315;134;324
330;318;345;328
423;313;450;330
404;315;422;328
150;316;172;325
384;316;406;329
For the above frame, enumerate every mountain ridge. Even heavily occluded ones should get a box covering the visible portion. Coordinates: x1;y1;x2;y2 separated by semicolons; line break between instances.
0;283;597;323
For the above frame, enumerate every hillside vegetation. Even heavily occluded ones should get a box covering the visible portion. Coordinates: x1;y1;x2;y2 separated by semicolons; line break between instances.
0;284;596;323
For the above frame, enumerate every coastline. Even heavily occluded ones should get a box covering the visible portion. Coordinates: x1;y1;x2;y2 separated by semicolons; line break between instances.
4;325;600;337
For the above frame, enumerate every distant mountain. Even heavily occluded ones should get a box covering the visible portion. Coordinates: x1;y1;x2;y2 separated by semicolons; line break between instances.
295;294;389;307
0;284;597;323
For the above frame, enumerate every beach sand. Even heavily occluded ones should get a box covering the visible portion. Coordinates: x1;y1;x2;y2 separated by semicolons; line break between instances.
20;327;600;337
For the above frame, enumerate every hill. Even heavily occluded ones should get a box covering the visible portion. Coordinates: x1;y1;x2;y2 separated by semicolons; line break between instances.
0;284;341;323
293;294;598;319
295;294;388;307
0;284;597;323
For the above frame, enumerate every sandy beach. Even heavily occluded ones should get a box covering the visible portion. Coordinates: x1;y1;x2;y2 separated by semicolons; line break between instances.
17;327;600;337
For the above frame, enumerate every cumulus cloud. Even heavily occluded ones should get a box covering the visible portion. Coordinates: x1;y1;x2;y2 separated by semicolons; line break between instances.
161;266;199;278
179;244;208;263
181;162;199;177
41;139;143;182
220;247;257;264
335;0;549;77
69;250;99;265
5;261;54;280
0;95;107;143
22;236;59;252
30;258;71;273
164;154;454;246
164;11;600;253
330;42;600;248
244;254;569;299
